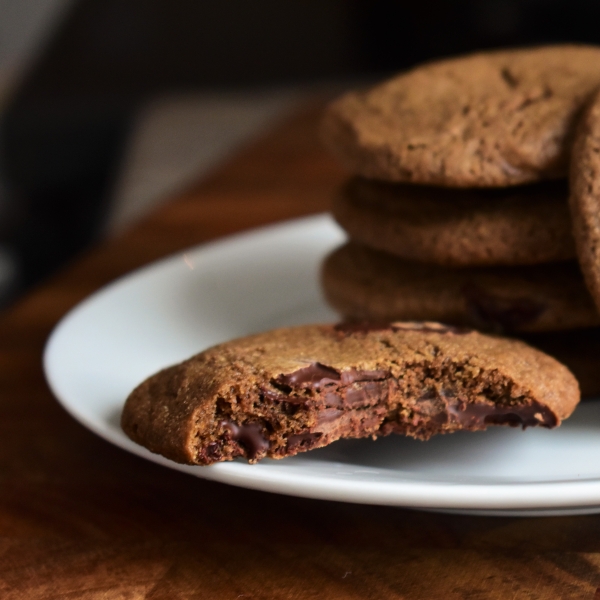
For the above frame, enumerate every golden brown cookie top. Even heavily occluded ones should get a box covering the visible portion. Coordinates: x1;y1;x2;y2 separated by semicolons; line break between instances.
322;45;600;187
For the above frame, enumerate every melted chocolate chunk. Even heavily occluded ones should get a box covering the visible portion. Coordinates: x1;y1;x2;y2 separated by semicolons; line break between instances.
322;380;393;409
324;392;343;407
271;365;393;411
408;391;448;426
261;388;289;403
261;388;308;405
463;285;545;332
221;421;270;459
206;442;222;461
446;400;557;429
411;387;557;430
275;362;340;390
317;408;343;425
345;380;389;406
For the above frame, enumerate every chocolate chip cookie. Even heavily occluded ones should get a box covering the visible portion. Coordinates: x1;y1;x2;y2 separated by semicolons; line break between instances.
321;243;599;333
568;86;600;313
322;45;600;187
334;178;575;266
122;322;579;465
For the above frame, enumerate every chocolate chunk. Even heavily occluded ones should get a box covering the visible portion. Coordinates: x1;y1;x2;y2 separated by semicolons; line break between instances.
411;387;558;430
446;400;557;429
221;421;270;459
324;392;343;408
345;380;389;406
322;380;392;409
316;408;343;425
261;388;290;403
275;362;340;390
205;442;222;461
262;387;308;406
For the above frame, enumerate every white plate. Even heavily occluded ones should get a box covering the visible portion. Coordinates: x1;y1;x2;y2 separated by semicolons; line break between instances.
44;214;600;516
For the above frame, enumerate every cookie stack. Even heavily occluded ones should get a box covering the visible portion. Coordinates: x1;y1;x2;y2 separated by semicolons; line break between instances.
320;45;600;396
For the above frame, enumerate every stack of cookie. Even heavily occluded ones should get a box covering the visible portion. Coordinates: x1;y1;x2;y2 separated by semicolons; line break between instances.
320;45;600;396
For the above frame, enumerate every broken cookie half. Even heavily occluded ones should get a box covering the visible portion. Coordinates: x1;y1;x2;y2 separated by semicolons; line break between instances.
121;322;579;465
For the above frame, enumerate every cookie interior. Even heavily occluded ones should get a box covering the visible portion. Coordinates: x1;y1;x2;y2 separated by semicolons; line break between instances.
195;353;557;465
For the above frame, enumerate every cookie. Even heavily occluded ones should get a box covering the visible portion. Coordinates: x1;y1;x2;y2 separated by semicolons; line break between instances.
321;243;600;333
334;178;575;266
568;87;600;313
522;328;600;398
122;322;579;465
322;45;600;187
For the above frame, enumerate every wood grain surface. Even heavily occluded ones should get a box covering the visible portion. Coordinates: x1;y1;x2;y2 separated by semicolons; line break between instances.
2;102;600;599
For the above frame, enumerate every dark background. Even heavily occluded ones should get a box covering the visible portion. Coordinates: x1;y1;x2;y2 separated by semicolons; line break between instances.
2;0;600;302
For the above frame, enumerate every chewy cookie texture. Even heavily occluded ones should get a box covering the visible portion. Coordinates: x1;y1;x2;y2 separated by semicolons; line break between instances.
122;323;579;465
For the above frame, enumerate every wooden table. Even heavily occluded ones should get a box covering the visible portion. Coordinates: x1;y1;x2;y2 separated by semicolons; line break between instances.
2;102;600;600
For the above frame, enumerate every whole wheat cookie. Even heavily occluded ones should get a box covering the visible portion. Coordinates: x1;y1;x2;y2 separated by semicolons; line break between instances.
334;178;575;266
122;322;579;465
322;45;600;187
321;243;599;333
568;86;600;313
